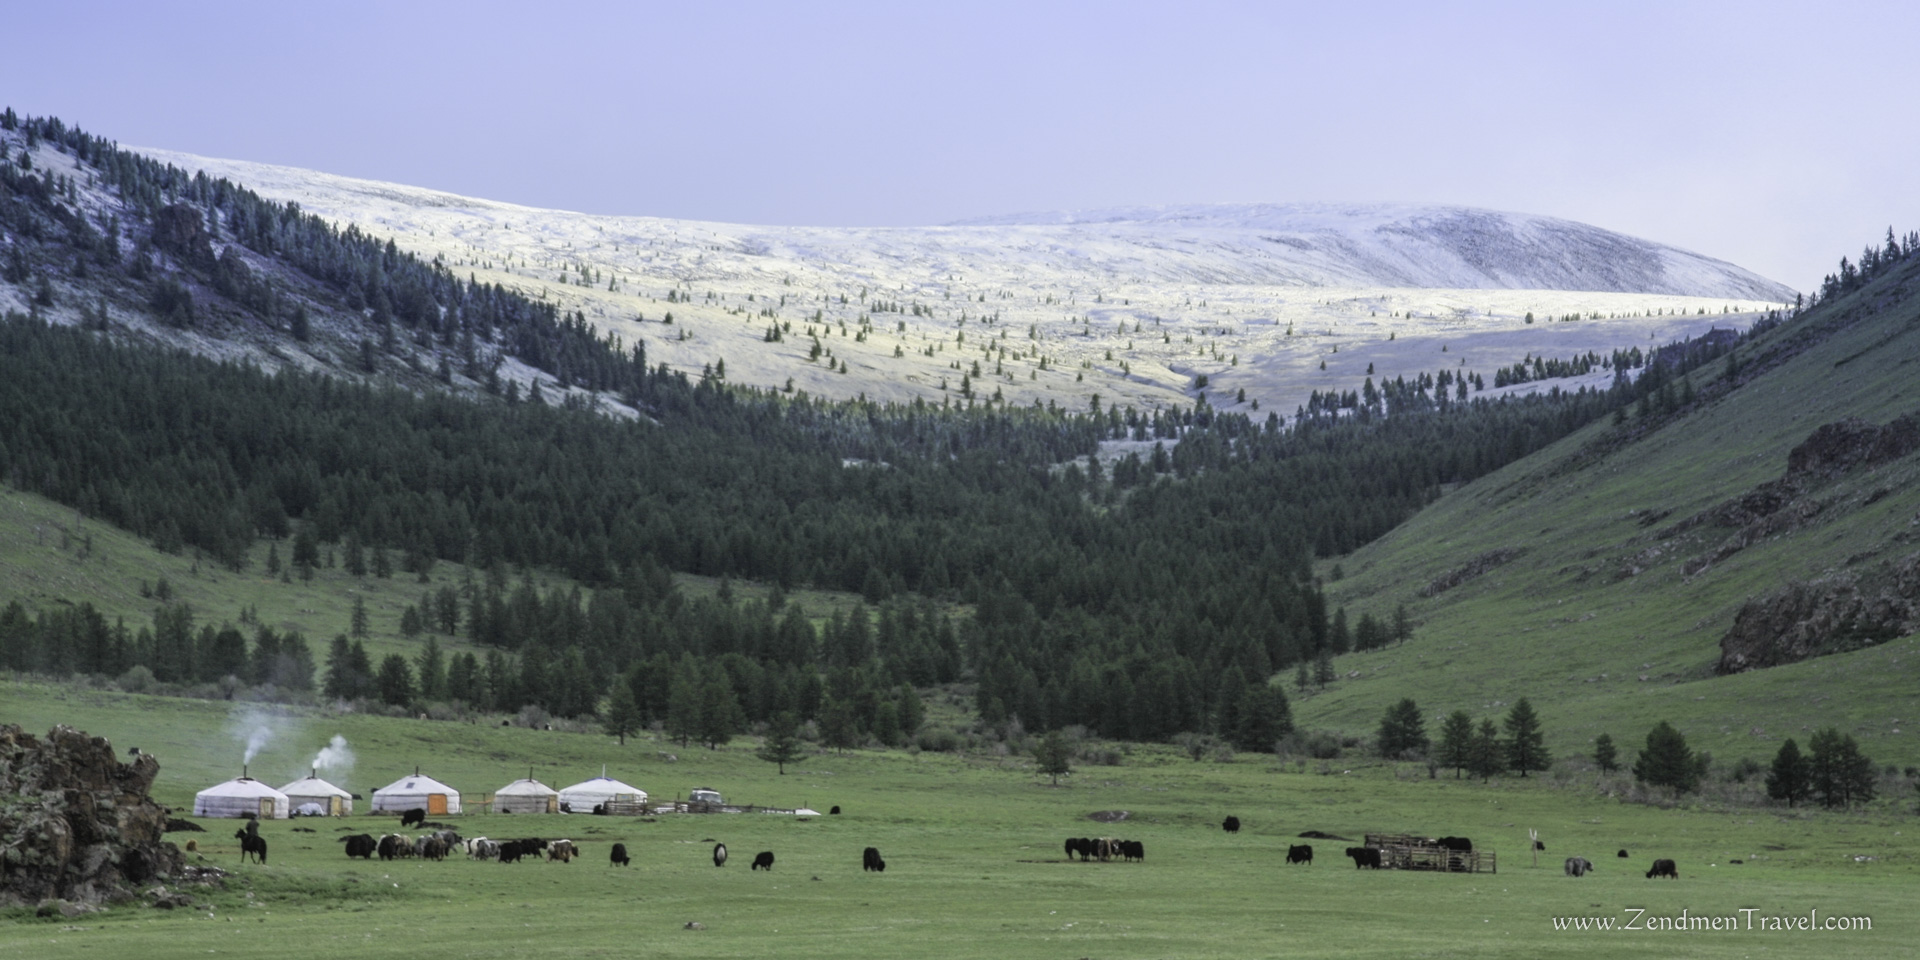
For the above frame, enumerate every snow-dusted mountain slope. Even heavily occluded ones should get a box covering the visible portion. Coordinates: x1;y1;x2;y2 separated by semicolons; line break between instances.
129;148;1794;415
953;203;1792;301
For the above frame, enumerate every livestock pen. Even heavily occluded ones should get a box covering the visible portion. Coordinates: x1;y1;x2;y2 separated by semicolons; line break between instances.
1364;833;1497;874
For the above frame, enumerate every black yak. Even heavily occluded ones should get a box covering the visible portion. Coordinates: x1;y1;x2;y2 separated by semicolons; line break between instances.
1222;816;1241;833
340;834;377;859
1646;858;1678;879
400;808;427;829
610;842;630;867
863;846;886;872
751;851;775;871
1287;844;1313;865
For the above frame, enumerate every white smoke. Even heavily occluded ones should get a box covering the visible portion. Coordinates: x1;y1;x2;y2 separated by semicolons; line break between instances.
311;735;355;779
226;706;286;769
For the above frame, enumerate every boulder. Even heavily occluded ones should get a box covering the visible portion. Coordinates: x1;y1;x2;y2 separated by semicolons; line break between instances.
0;725;185;909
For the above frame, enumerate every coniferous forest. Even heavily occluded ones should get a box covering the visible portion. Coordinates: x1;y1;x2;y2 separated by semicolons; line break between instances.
0;108;1824;751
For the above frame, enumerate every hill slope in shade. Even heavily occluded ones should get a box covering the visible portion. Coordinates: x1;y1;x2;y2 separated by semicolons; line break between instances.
129;148;1792;414
1306;250;1920;767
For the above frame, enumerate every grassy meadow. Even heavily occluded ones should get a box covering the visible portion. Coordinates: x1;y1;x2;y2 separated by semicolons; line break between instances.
2;678;1914;959
1305;278;1920;771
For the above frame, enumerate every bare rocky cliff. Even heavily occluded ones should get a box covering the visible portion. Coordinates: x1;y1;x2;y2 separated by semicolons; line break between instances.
0;724;187;912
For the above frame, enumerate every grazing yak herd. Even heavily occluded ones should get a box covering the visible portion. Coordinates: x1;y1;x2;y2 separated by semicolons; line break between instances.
1063;837;1144;862
249;806;1685;885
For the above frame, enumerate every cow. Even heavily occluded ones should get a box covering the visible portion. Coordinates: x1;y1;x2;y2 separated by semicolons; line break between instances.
1120;840;1144;862
1346;846;1382;869
340;834;377;859
1564;857;1594;877
1437;837;1473;852
751;851;775;871
233;828;268;865
400;808;427;829
610;842;630;867
713;842;728;868
1287;844;1313;865
1618;849;1630;858
1222;816;1241;833
1646;859;1678;879
863;846;886;872
547;840;576;863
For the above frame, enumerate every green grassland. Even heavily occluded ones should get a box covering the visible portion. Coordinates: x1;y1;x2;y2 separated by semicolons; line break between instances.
1308;273;1920;771
1;678;1914;959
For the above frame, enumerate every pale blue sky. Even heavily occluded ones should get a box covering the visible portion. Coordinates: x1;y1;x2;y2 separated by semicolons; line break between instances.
7;1;1914;290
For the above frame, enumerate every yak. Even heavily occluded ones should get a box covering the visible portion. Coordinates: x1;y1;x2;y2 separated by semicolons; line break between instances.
340;834;377;859
1564;857;1594;877
751;851;775;871
713;842;729;867
863;846;886;872
1287;844;1313;865
610;842;630;867
399;808;427;829
1646;858;1679;879
1222;816;1241;833
1345;846;1382;869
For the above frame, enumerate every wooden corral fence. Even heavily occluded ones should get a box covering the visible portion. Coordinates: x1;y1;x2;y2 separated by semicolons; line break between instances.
1364;833;1496;874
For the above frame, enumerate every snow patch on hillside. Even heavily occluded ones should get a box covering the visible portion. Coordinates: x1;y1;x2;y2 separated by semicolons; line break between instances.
127;148;1794;416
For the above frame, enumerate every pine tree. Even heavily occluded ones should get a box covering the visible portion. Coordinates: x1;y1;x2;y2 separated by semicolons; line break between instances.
1808;728;1876;809
820;697;859;753
350;596;369;638
1376;698;1428;759
756;711;805;773
1765;737;1811;808
415;636;446;701
1502;698;1548;776
1035;729;1073;785
1467;718;1504;781
664;660;701;748
1313;650;1335;687
1593;733;1618;772
1633;721;1698;793
375;654;415;707
603;683;642;746
1437;710;1474;778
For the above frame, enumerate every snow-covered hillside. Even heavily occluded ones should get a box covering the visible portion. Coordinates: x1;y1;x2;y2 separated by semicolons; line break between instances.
131;148;1795;415
954;203;1792;301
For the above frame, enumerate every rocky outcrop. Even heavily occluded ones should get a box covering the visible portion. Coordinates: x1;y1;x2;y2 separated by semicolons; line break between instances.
1420;548;1523;597
1785;416;1920;477
1718;552;1920;673
0;725;185;910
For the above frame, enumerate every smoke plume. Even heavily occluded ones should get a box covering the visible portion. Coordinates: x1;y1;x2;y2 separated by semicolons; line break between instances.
311;735;355;779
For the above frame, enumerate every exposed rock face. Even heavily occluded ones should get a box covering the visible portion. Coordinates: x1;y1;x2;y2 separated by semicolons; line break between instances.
1718;552;1920;673
0;725;185;909
1785;416;1920;477
1420;548;1523;597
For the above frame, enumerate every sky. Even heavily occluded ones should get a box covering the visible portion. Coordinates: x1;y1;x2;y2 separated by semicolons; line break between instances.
6;1;1915;292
